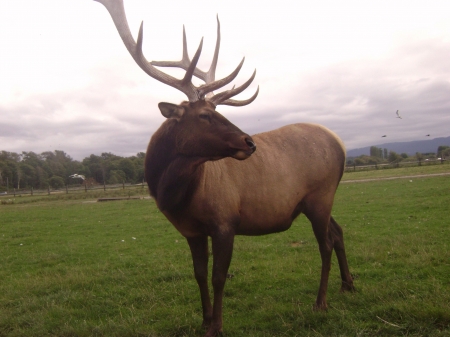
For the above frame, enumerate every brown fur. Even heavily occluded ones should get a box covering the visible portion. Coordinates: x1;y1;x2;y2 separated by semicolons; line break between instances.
144;101;354;337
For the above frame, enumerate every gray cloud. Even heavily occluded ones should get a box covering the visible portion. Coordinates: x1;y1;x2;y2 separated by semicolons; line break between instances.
1;3;449;161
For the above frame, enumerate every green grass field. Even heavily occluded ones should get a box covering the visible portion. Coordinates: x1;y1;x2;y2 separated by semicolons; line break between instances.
1;165;449;336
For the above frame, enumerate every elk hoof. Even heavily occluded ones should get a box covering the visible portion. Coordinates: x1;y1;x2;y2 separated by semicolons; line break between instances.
313;302;328;311
203;326;223;337
340;280;356;292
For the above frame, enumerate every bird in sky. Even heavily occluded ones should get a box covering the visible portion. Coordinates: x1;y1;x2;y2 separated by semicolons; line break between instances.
396;110;402;119
426;134;430;137
382;135;387;137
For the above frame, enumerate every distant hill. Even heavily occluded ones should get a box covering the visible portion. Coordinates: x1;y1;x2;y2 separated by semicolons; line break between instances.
346;136;450;157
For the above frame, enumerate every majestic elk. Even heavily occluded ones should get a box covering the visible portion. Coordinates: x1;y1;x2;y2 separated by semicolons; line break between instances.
94;1;355;336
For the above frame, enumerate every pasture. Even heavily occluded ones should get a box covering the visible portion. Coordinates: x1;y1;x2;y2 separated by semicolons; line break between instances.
1;167;449;336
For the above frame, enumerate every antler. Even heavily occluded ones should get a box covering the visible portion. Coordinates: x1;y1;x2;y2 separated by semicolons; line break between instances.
94;0;258;106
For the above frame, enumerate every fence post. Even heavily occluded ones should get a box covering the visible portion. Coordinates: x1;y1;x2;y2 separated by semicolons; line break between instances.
14;188;16;197
103;181;106;191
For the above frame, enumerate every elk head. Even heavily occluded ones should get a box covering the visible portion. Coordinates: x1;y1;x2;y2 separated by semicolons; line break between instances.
94;0;259;160
158;100;256;160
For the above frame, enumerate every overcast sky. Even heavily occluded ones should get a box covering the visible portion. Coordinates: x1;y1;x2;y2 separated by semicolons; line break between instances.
1;0;449;160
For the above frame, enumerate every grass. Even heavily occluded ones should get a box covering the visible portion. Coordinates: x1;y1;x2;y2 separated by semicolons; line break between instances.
0;166;449;336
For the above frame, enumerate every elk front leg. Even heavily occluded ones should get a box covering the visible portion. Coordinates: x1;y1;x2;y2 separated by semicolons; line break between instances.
204;231;235;337
186;236;213;328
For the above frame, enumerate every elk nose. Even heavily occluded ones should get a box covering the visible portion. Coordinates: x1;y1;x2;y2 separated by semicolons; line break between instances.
245;137;256;153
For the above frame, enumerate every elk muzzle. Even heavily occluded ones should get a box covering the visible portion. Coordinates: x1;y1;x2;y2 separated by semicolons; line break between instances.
232;136;256;160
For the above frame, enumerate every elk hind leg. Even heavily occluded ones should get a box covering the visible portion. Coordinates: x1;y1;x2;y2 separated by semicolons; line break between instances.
186;236;213;328
330;216;355;292
304;205;334;311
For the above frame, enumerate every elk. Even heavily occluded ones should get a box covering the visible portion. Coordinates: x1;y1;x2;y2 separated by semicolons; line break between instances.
94;1;355;336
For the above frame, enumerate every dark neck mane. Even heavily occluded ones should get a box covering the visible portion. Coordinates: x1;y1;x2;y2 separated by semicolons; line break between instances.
145;120;205;214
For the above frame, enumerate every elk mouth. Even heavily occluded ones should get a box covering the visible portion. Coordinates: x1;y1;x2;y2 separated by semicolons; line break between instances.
231;137;256;160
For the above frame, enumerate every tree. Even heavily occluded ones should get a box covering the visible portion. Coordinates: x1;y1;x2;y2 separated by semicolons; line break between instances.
370;146;383;158
109;170;126;184
388;151;401;163
118;158;135;182
48;176;65;189
442;148;450;158
0;158;19;189
416;152;424;165
18;163;35;189
82;154;106;184
436;145;450;158
35;166;49;189
0;162;4;185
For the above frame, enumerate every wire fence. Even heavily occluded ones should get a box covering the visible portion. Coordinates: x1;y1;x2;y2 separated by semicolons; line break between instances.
345;158;447;172
0;181;149;198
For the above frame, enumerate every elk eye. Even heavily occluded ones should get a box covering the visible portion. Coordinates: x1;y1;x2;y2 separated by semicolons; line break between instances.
199;113;211;122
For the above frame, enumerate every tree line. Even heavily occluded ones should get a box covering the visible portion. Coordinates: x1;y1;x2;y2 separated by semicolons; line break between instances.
346;145;449;166
0;150;145;191
2;145;449;191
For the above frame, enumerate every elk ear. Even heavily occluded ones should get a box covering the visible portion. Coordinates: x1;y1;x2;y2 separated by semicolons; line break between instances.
158;102;184;119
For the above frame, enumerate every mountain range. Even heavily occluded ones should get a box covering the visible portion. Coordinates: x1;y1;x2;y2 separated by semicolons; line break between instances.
346;136;450;157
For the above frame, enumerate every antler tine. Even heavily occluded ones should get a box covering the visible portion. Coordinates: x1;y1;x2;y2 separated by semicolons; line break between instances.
151;17;222;86
209;69;258;106
220;86;259;106
135;23;184;89
198;57;244;98
151;26;207;81
203;15;221;90
94;0;200;101
181;38;204;87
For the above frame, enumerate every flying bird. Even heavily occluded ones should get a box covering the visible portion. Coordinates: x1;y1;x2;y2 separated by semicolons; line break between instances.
396;110;402;119
69;174;85;180
382;135;387;137
426;134;430;137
